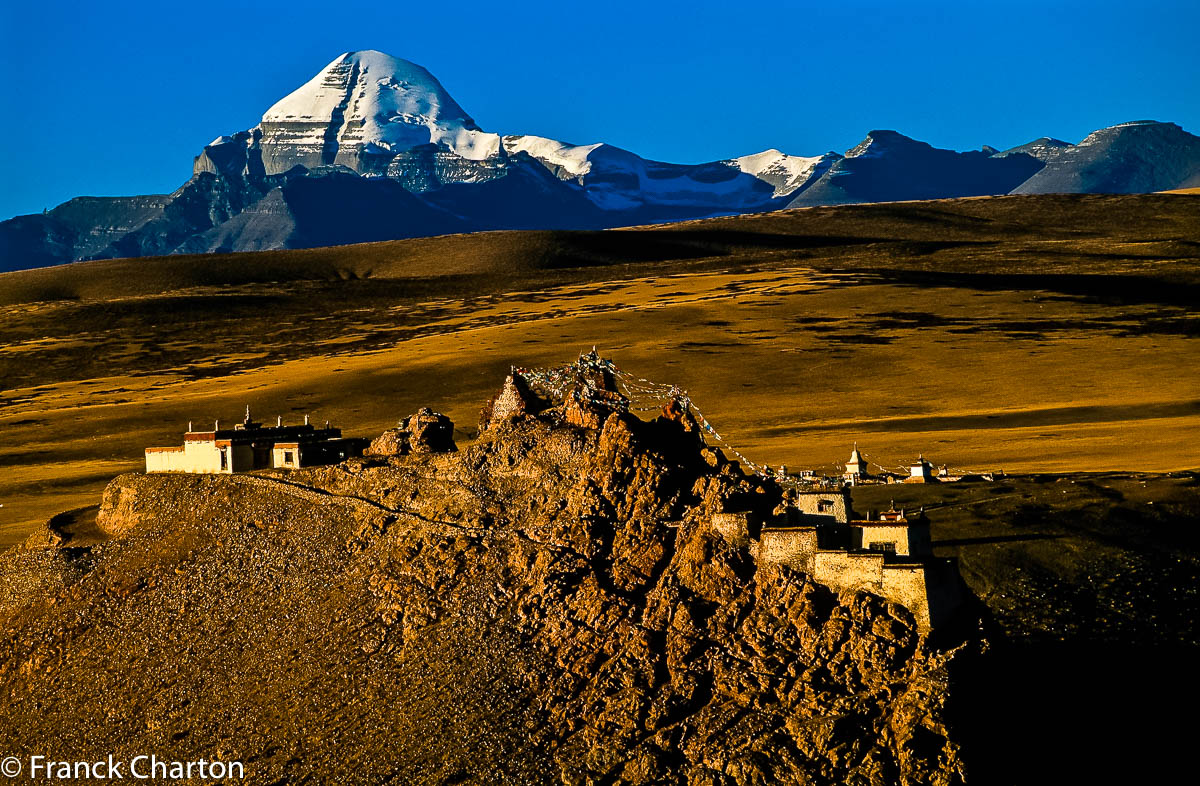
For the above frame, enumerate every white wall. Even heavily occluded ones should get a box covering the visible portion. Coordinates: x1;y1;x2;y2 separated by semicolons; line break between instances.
145;440;228;473
792;490;850;523
272;444;301;469
850;524;913;555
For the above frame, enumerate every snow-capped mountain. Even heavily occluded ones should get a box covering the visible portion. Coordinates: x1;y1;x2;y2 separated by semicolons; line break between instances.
726;149;840;198
993;137;1072;161
3;51;1199;272
502;135;816;215
257;50;501;175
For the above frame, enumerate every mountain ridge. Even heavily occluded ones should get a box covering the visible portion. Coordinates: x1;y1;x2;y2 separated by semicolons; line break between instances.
3;49;1199;272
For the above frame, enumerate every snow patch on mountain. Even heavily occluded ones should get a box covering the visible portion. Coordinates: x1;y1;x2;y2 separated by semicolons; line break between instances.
994;137;1071;161
503;136;764;212
503;135;604;178
728;149;829;196
1075;120;1172;148
843;131;932;159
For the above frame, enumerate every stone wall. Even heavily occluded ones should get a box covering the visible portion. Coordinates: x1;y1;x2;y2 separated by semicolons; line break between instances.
922;559;967;629
757;527;818;569
711;512;752;547
881;565;933;630
906;521;932;556
812;550;885;594
791;490;851;523
850;524;913;555
807;552;949;631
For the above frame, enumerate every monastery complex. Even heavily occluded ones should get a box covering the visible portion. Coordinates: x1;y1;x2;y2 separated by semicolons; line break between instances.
713;489;962;631
140;355;968;631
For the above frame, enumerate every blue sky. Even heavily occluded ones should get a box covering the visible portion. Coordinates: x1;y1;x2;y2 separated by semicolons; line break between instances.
2;0;1197;219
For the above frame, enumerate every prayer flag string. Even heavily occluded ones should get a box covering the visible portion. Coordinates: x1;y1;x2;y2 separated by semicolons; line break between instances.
511;350;811;487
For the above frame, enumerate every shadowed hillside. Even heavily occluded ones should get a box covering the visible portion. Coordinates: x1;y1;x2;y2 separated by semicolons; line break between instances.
3;194;1199;305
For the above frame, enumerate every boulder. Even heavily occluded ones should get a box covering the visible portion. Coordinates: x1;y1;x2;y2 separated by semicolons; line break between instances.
405;407;456;453
366;428;408;457
368;408;457;456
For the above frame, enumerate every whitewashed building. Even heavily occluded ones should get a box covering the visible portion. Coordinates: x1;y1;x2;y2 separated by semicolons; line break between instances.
145;409;366;474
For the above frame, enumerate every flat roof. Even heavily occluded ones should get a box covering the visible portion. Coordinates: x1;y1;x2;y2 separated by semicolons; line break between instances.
814;548;884;558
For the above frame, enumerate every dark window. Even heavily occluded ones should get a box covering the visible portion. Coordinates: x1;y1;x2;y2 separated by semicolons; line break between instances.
219;449;228;471
869;542;896;553
284;451;295;465
818;500;834;512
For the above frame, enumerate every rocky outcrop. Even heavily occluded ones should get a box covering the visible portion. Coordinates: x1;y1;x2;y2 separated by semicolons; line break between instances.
0;367;976;784
368;407;457;456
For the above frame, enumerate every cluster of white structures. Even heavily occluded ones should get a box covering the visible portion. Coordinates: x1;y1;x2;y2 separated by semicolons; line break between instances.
842;444;999;486
713;488;962;630
144;408;365;474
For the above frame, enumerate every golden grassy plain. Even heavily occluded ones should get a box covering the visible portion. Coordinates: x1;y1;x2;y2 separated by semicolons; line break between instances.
1;193;1197;547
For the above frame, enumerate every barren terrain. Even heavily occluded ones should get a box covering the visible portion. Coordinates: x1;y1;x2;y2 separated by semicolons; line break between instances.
1;194;1198;547
1;389;978;785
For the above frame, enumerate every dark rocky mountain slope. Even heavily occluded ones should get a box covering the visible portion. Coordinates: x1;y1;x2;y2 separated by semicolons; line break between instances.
1011;120;1200;194
786;131;1044;207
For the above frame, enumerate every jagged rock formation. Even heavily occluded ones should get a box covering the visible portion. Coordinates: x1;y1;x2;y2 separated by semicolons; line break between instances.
368;407;457;456
0;366;975;784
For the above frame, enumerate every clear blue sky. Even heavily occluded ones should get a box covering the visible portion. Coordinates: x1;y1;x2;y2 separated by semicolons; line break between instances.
2;0;1197;219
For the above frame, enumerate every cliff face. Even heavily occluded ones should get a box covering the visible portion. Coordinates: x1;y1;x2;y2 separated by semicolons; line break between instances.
0;386;973;785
